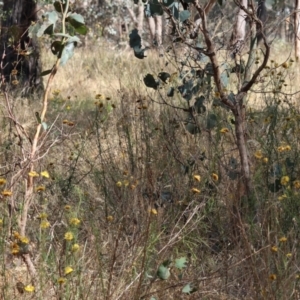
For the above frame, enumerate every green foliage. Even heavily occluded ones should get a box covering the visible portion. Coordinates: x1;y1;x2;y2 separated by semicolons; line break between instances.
182;283;197;294
129;29;148;59
29;2;87;67
175;256;188;270
157;263;171;280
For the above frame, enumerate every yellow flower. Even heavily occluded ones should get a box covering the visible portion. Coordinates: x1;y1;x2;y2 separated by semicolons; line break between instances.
279;237;287;243
254;150;263;159
1;190;12;197
35;185;46;192
11;243;19;255
123;180;129;187
19;236;29;244
69;218;80;226
281;176;290;186
191;188;201;194
211;173;219;181
13;231;20;239
284;145;291;151
294;180;300;189
52;89;61;96
57;277;67;285
220;128;229;134
24;284;35;292
66;121;74;126
40;171;50;178
40;220;50;229
95;94;104;100
278;194;287;201
106;215;114;222
64;232;74;241
269;274;277;281
64;266;73;275
277;145;291;152
64;205;71;211
149;208;158;215
286;253;292;258
116;181;122;187
193;175;201;182
28;171;39;177
0;219;3;226
263;157;268;164
0;178;6;185
271;246;278;252
71;243;80;252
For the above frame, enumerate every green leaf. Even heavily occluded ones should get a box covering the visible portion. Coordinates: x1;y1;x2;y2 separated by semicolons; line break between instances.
144;74;159;90
51;41;62;55
35;112;41;124
185;117;201;135
42;122;48;131
175;257;188;270
158;72;170;83
133;46;148;59
220;70;229;88
206;113;218;130
60;42;75;66
41;69;52;76
129;29;142;49
179;10;190;22
167;87;175;97
157;264;170;280
37;11;58;37
54;1;69;13
67;13;84;24
182;283;197;294
67;13;88;35
194;96;206;114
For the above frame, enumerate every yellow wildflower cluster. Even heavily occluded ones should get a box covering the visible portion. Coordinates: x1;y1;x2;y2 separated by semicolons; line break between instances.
64;231;74;241
69;218;81;226
281;176;289;186
10;232;30;255
277;145;291;152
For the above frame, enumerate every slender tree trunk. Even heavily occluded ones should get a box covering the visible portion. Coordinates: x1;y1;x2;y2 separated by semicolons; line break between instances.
230;0;247;58
295;0;300;59
0;0;42;95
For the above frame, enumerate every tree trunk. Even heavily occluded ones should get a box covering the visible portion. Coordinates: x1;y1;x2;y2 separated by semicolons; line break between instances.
295;0;300;59
230;0;247;58
0;0;42;96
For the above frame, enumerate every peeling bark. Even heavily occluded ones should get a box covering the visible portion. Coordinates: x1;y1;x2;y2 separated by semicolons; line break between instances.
295;0;300;59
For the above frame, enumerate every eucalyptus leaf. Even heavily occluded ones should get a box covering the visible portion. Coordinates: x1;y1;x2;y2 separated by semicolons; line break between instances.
167;87;175;97
182;283;197;294
206;113;218;130
179;10;190;22
60;42;75;66
144;74;159;90
175;257;188;270
157;264;170;280
42;122;48;131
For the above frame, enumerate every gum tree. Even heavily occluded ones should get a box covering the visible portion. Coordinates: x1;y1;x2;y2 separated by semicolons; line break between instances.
0;0;42;95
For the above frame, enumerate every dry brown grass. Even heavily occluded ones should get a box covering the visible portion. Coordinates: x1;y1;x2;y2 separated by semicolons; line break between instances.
1;38;300;299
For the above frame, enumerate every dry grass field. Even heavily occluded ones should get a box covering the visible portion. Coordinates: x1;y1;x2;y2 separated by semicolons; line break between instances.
1;37;300;300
